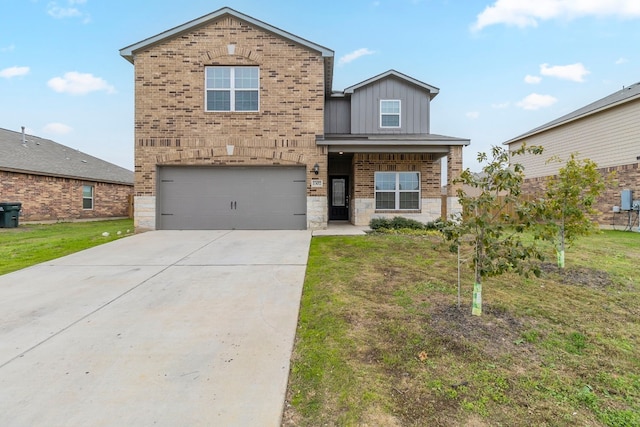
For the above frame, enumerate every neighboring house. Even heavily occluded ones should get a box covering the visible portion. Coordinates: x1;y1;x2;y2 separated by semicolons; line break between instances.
504;82;640;228
0;127;134;222
119;7;469;231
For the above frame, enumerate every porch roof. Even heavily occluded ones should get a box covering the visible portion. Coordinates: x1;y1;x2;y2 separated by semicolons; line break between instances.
318;133;469;154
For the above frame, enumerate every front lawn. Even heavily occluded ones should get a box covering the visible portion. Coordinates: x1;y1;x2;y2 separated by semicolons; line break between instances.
0;219;134;276
283;230;640;426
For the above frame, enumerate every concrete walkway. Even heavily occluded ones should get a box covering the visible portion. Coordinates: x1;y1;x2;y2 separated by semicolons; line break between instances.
0;230;311;427
312;222;370;236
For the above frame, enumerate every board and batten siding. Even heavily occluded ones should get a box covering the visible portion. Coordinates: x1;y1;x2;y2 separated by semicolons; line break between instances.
509;99;640;178
325;98;351;134
350;78;430;134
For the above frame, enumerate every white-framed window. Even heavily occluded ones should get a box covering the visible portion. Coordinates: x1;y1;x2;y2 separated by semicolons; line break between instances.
380;99;401;128
375;172;420;210
205;66;259;112
82;185;94;210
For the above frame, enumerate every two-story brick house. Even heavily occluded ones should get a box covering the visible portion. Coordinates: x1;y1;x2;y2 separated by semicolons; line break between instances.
120;7;469;231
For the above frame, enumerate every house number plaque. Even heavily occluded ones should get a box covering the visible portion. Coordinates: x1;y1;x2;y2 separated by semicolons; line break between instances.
311;179;323;188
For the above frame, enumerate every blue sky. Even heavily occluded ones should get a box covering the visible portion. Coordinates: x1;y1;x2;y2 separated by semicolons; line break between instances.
2;0;640;172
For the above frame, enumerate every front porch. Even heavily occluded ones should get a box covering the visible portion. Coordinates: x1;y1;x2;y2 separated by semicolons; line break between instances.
324;145;464;227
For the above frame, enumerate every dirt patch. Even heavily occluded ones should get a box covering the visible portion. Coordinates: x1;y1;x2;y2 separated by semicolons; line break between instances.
540;263;613;289
391;383;462;427
429;297;534;360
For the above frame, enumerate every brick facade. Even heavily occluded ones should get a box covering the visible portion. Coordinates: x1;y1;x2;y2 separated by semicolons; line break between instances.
446;145;463;196
521;162;640;229
0;170;132;222
132;16;327;230
351;153;445;225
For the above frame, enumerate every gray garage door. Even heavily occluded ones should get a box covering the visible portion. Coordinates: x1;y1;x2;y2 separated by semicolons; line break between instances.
157;166;307;230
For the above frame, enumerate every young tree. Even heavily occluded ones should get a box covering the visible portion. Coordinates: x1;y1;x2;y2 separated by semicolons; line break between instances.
447;144;544;316
538;154;609;268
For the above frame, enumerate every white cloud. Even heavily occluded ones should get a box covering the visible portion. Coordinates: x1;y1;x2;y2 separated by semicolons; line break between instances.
491;102;510;109
1;44;15;53
524;74;542;84
0;66;30;78
338;48;376;66
540;62;589;82
48;71;115;95
466;111;480;119
43;122;73;135
47;0;91;23
516;93;558;110
472;0;640;31
615;57;629;65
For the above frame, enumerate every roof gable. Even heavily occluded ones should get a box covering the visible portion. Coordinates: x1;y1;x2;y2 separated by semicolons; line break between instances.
343;70;440;99
119;6;334;93
505;81;640;144
0;128;133;185
120;7;333;61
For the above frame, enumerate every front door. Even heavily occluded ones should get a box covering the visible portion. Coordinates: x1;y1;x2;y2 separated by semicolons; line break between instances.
329;176;349;221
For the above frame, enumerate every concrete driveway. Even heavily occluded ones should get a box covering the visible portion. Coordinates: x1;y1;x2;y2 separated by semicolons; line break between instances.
0;230;311;426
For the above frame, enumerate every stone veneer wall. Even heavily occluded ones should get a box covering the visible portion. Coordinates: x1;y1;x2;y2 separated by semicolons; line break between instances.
131;15;327;231
0;170;132;222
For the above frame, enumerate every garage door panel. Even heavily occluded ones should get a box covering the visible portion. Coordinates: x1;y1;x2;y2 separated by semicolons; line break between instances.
158;167;307;230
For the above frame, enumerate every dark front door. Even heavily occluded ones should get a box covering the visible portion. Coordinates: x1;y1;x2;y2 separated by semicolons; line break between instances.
329;176;349;220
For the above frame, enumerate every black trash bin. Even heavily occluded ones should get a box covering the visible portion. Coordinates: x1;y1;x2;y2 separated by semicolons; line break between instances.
0;202;22;228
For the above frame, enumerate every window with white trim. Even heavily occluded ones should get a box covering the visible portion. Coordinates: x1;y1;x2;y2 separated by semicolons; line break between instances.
205;66;259;112
82;185;94;210
375;172;420;210
380;99;401;128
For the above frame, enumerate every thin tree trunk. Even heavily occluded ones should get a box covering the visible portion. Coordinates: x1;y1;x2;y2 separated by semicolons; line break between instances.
472;235;483;316
558;201;566;268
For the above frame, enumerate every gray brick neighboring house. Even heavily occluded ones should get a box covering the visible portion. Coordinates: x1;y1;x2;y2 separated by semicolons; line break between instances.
0;127;133;222
504;82;640;229
120;7;470;231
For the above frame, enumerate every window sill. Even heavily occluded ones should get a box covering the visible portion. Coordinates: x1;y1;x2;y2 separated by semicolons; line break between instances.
375;210;421;214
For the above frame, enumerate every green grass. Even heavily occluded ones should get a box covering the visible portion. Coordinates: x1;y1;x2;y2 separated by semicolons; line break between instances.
283;230;640;426
0;219;134;275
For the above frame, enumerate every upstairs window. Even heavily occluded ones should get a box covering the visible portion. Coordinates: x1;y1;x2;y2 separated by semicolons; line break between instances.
380;99;401;128
375;172;420;210
82;185;94;210
206;66;259;112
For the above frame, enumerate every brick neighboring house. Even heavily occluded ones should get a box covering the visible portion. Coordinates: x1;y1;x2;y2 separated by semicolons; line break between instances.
505;82;640;229
119;7;469;231
0;127;134;222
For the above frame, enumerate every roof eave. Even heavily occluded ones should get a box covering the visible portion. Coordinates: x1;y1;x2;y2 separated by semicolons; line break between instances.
504;89;640;145
119;7;334;62
343;69;440;99
319;136;470;147
0;166;134;186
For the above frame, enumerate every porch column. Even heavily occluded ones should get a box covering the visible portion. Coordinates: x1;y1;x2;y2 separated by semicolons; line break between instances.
446;146;463;218
446;146;463;196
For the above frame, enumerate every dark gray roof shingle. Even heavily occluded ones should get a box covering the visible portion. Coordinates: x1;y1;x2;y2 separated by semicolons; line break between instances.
0;128;133;185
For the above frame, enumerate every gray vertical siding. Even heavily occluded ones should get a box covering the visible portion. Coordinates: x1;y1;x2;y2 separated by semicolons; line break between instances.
350;77;430;134
325;98;351;134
